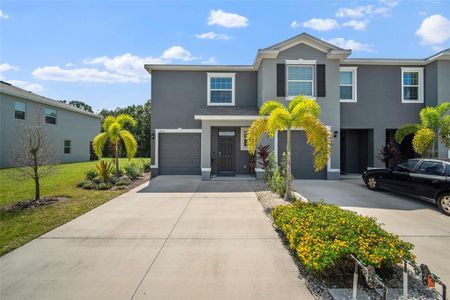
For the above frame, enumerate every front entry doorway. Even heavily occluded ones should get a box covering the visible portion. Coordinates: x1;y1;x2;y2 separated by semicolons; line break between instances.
217;130;235;176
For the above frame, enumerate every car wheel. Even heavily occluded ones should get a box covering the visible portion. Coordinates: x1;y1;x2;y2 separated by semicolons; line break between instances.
366;176;379;191
437;193;450;216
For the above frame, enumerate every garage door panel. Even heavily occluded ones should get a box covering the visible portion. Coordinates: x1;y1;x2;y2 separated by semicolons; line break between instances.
278;131;326;179
159;133;201;175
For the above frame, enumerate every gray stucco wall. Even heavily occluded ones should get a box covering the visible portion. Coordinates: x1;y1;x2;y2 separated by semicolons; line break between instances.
437;60;450;158
425;61;438;107
150;70;257;163
0;93;101;168
257;43;341;176
341;65;424;167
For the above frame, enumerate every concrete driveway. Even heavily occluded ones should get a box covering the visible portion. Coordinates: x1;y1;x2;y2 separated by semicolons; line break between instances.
0;176;312;300
294;178;450;285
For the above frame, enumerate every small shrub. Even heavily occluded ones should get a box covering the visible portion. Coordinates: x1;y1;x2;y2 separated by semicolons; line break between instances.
140;159;151;172
266;152;287;197
115;178;131;186
96;161;113;182
273;202;415;273
85;169;97;180
124;162;143;180
78;180;96;190
97;182;113;190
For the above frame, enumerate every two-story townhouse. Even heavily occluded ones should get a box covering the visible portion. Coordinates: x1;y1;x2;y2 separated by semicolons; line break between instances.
146;33;450;181
0;81;101;168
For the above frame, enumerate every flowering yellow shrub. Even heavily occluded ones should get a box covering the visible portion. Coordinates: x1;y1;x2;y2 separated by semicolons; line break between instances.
273;202;415;272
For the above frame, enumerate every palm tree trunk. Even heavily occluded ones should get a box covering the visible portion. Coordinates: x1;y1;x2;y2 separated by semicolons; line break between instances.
115;142;119;177
285;128;293;201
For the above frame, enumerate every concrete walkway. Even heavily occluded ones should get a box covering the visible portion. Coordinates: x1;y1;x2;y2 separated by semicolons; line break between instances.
294;178;450;285
1;176;312;300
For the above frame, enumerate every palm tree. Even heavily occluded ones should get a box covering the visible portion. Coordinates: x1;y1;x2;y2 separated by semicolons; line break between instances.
92;114;138;177
247;96;332;201
395;102;450;157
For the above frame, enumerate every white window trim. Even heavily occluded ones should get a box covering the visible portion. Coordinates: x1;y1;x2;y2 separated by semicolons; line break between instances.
286;65;315;100
207;72;235;106
44;107;57;124
14;101;26;120
64;140;71;155
285;59;317;65
240;127;249;151
340;67;358;103
401;67;424;103
150;129;202;168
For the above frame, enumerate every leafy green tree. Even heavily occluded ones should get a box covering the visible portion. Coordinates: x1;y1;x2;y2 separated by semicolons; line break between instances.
395;102;450;157
98;100;151;157
247;96;332;201
92;114;138;177
60;100;94;113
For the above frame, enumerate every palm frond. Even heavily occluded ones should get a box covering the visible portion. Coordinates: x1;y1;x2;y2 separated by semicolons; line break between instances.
439;115;450;147
102;116;116;131
420;107;440;130
412;128;435;155
287;95;316;113
92;132;108;158
395;124;420;144
119;130;138;159
300;114;332;171
116;114;137;127
267;107;291;137
107;122;122;144
290;97;321;120
259;100;285;116
247;119;268;154
436;102;450;116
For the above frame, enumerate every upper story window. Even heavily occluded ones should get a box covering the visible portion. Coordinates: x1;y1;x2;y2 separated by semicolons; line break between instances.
14;101;26;120
45;108;57;124
340;67;357;103
207;73;235;106
401;67;424;103
287;65;314;99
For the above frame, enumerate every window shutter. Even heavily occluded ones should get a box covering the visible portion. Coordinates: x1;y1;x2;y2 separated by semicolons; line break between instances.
316;64;326;97
276;63;286;97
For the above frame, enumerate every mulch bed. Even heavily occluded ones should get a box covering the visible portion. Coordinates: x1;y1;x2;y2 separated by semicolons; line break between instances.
4;196;70;212
250;181;439;300
116;172;151;191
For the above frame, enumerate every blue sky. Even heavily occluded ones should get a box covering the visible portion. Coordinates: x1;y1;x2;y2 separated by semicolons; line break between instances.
1;0;449;111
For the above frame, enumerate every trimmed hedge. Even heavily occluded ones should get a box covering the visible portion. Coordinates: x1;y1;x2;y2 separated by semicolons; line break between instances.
273;202;415;272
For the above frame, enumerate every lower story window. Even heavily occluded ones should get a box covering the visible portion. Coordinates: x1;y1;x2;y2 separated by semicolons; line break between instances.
240;127;249;151
64;140;71;154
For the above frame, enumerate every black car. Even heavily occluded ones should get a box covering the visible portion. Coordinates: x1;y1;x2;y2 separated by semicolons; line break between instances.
362;158;450;216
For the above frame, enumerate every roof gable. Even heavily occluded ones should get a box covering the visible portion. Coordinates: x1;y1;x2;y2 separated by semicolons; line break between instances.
262;32;345;53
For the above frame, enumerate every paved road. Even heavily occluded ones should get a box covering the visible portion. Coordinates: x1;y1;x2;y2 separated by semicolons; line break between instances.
1;176;312;300
294;178;450;285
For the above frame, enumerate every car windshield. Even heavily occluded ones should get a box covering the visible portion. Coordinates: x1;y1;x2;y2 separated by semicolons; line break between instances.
395;159;420;171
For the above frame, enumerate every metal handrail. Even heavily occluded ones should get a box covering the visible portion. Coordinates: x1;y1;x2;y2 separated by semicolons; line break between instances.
349;254;388;300
401;256;447;300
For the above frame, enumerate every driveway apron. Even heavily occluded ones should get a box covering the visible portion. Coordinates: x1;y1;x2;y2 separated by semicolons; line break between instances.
0;176;312;300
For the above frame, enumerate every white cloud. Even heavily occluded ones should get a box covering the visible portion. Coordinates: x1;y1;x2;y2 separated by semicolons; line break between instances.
33;46;200;84
343;20;368;30
32;66;141;83
208;9;248;28
7;80;44;93
379;0;399;8
202;57;218;65
336;4;393;18
291;21;301;28
65;62;74;67
0;10;9;19
303;18;339;31
196;32;231;40
0;63;19;73
416;14;450;45
83;53;164;79
324;37;375;52
162;46;196;61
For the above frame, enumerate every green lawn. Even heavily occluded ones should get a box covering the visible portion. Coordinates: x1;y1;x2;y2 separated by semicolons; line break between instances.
0;158;150;256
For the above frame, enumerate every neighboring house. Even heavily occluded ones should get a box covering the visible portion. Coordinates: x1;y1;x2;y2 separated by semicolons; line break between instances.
146;33;450;180
0;81;101;168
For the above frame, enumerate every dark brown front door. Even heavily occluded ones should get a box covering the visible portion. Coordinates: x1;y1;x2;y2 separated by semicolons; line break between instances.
217;131;235;176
